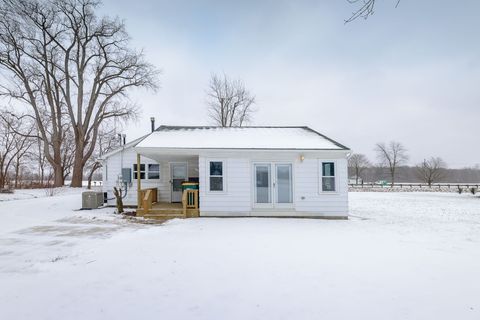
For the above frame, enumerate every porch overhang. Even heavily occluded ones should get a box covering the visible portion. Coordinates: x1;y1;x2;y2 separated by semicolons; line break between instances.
133;147;199;162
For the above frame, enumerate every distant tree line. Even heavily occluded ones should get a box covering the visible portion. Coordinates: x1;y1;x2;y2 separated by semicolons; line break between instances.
348;141;480;185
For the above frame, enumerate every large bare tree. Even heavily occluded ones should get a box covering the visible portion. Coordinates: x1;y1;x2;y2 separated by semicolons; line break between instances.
348;153;371;184
375;141;408;186
416;157;447;187
0;0;159;187
346;0;401;23
207;73;256;127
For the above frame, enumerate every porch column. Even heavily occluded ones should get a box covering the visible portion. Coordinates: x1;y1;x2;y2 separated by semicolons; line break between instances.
137;153;141;208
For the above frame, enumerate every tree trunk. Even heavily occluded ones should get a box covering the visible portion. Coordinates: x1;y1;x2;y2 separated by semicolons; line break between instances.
14;161;20;188
70;161;84;187
70;143;85;187
87;163;100;190
390;168;395;187
53;165;64;187
113;187;124;214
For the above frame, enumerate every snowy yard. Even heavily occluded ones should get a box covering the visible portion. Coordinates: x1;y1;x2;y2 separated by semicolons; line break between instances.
0;190;479;320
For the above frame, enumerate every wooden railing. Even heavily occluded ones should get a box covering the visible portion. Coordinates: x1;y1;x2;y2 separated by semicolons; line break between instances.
140;188;158;210
182;189;199;217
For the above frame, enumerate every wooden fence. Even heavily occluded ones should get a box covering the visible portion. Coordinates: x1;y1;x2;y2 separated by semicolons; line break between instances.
349;183;479;189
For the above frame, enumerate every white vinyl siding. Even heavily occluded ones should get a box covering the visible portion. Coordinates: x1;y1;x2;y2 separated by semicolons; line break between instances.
102;148;198;206
198;152;348;217
295;158;348;216
102;146;348;217
200;157;251;214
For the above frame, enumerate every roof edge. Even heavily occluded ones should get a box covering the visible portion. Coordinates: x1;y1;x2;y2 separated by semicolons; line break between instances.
98;134;150;159
303;127;350;150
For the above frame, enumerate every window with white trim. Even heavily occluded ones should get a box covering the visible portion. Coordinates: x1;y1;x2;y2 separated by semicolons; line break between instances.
133;163;145;180
321;162;336;192
208;161;224;191
148;164;160;179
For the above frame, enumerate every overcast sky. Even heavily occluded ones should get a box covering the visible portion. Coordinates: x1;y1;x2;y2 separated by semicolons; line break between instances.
100;0;480;168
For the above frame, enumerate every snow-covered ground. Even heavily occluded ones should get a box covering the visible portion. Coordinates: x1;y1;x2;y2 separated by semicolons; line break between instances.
0;190;479;320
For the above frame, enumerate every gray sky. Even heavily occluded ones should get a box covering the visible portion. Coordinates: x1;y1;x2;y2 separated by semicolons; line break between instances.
101;0;480;168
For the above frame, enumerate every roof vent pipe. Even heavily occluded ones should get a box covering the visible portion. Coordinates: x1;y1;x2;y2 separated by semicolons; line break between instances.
150;117;155;132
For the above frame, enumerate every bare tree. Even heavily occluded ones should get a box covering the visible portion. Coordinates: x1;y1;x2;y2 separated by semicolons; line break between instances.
12;128;35;188
207;73;256;127
85;125;119;189
0;0;159;187
0;109;34;189
348;153;371;184
375;141;408;186
346;0;401;23
415;157;447;187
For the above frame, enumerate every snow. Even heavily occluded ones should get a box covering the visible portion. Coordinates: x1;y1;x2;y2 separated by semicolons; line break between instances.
135;126;347;150
1;190;479;319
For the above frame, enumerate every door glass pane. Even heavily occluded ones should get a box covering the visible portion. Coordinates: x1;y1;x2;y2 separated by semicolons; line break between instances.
172;164;187;179
255;165;271;203
276;164;292;203
172;179;183;191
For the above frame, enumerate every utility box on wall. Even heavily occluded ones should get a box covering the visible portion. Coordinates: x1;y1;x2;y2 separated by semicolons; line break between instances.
121;168;132;184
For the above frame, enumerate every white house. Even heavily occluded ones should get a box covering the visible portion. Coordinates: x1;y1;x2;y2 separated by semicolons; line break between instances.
101;126;350;219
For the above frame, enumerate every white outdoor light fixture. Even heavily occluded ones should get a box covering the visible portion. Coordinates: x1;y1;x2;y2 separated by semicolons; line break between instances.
300;155;305;162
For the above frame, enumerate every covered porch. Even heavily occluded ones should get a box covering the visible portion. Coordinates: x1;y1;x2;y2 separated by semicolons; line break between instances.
136;187;199;219
133;150;200;219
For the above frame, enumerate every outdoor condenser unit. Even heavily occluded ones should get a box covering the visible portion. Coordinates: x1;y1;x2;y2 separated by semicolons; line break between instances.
82;191;104;209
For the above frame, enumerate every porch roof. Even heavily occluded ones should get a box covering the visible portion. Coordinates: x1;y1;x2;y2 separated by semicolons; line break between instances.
134;126;349;151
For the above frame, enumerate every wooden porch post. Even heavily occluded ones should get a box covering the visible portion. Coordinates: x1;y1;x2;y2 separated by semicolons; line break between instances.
137;153;141;208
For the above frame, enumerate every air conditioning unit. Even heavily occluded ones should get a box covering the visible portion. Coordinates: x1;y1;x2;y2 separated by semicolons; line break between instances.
82;191;104;209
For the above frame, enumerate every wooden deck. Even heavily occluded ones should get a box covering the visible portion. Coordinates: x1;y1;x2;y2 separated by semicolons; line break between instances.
136;189;200;219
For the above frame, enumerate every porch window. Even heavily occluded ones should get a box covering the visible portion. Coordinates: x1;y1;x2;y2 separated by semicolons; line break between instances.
321;161;336;192
148;164;160;179
133;163;145;180
209;161;224;192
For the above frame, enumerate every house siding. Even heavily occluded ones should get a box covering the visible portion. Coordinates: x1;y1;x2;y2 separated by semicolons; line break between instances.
198;151;349;217
102;147;198;206
103;147;348;217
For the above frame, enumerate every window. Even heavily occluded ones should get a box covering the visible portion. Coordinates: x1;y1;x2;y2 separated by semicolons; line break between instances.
148;164;160;179
321;162;336;192
133;163;145;179
209;161;224;191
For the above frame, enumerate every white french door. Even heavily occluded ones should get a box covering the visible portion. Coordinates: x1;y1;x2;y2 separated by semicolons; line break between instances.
253;163;293;208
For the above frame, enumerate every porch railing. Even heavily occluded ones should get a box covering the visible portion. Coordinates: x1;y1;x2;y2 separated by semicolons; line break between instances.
140;188;158;211
182;189;199;217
